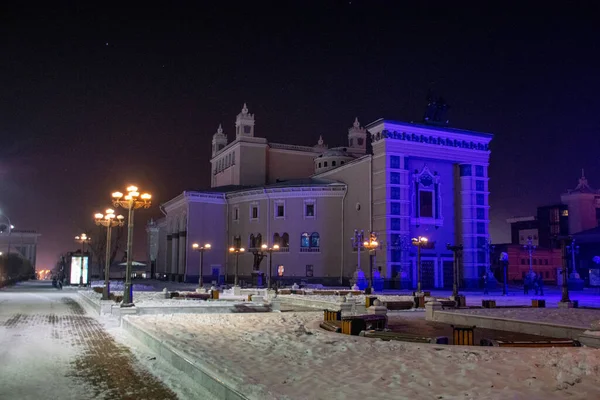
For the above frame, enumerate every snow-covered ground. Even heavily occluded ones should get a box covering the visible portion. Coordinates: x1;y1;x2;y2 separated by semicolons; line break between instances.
126;312;600;400
441;307;600;329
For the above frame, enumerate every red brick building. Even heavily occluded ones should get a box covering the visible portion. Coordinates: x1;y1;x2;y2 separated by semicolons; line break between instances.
492;244;563;283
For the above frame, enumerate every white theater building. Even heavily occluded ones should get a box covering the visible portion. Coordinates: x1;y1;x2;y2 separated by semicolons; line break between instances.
147;104;492;289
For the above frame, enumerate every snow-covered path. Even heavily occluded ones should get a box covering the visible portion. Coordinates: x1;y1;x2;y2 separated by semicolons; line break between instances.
0;281;178;400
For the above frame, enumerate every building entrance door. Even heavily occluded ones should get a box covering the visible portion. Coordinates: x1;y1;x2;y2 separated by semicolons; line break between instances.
443;260;454;289
421;260;435;289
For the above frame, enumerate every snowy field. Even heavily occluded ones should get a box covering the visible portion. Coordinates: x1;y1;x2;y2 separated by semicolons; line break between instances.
126;312;600;400
440;307;600;329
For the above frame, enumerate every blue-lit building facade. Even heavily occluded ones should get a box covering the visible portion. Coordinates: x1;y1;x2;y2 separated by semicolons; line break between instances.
150;105;493;289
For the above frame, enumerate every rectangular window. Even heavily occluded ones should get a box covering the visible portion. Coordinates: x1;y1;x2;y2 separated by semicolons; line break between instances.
419;191;434;218
391;249;401;262
274;201;285;219
250;204;259;220
459;164;472;176
477;236;487;247
390;172;400;184
390;186;400;200
390;155;400;169
391;202;401;215
233;207;239;221
243;125;251;134
475;165;484;177
304;202;315;218
391;218;401;231
476;193;485;206
477;222;486;234
390;233;400;246
476;180;485;192
476;208;485;220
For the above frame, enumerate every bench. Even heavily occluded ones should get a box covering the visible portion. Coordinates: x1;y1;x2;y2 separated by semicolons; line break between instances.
532;299;546;308
323;310;341;321
480;339;581;347
183;293;211;300
278;289;306;295
439;300;457;308
382;301;414;310
320;321;342;333
482;299;496;308
452;325;476;345
342;315;388;336
360;330;449;344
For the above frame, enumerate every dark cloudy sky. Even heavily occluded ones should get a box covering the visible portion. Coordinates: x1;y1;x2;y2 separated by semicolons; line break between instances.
1;2;599;269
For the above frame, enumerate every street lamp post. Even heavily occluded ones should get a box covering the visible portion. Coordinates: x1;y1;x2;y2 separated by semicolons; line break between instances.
192;243;211;289
566;239;580;276
500;252;509;296
412;236;428;294
74;233;91;287
446;243;463;298
351;230;365;274
363;232;379;293
94;209;125;300
228;246;245;287
482;238;495;277
524;236;536;276
261;243;280;290
112;186;152;306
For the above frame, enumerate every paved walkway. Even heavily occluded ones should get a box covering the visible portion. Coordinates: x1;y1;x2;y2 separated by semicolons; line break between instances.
0;281;177;400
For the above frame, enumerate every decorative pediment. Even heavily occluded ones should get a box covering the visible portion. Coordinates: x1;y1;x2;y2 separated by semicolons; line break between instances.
413;165;439;188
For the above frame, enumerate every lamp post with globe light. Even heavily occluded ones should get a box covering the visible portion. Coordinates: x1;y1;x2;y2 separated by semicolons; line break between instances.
94;209;125;300
192;243;211;289
112;186;152;306
228;246;245;287
412;236;428;294
261;243;280;289
74;233;91;287
363;232;379;293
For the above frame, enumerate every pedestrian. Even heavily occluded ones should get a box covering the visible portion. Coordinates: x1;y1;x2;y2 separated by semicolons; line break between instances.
538;275;544;296
483;274;489;295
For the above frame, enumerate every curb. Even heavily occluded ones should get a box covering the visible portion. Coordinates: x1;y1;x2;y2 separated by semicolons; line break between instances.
121;316;250;400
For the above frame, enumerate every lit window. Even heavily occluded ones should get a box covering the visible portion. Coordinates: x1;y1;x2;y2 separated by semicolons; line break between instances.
301;232;310;248
562;210;569;217
310;232;320;247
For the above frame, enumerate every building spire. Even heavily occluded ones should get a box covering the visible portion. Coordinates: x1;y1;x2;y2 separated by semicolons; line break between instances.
242;103;249;115
217;123;223;134
318;135;324;146
353;117;360;128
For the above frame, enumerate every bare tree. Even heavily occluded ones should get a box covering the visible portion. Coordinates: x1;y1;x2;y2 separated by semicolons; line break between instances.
87;225;125;279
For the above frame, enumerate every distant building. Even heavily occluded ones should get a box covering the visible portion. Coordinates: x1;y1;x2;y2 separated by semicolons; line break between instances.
491;243;562;283
0;229;40;268
148;104;493;289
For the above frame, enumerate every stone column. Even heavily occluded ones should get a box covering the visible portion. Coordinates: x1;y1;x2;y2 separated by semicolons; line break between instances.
178;231;187;281
166;234;173;279
458;163;478;289
171;233;179;279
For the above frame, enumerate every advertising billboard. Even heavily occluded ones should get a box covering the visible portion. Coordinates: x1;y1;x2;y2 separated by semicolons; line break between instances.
70;256;89;285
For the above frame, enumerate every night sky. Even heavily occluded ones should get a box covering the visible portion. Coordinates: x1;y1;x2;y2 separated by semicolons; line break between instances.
2;2;600;269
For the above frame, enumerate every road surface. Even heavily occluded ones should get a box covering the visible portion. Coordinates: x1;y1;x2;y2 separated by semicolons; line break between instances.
0;281;179;400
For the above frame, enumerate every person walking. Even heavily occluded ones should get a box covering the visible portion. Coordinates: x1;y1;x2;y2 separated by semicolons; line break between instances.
537;275;544;296
483;274;489;295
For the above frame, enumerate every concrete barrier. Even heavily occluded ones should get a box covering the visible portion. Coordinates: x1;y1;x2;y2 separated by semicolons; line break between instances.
122;317;249;400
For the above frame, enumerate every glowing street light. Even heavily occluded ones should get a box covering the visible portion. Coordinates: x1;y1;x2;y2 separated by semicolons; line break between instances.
261;243;280;289
228;246;245;287
363;232;379;292
94;209;125;300
112;185;152;306
74;233;92;287
412;236;428;294
192;243;211;289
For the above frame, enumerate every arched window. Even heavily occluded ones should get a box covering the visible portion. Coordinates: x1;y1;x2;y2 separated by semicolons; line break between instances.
301;232;310;248
324;161;328;167
310;232;320;248
281;233;290;247
332;160;337;166
249;234;256;249
256;233;262;248
318;162;321;168
273;233;281;246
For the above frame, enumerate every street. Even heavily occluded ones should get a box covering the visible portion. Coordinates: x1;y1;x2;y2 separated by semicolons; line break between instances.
0;281;179;400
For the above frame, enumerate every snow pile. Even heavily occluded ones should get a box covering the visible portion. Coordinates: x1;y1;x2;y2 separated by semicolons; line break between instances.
90;280;155;291
126;312;600;400
442;307;600;329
